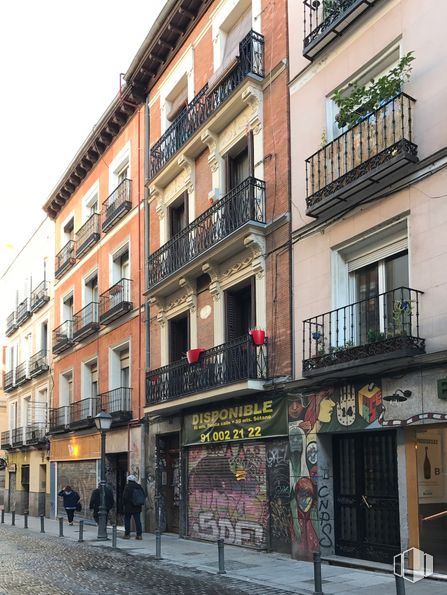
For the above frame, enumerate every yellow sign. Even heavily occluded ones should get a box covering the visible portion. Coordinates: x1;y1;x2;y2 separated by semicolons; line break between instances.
50;434;101;461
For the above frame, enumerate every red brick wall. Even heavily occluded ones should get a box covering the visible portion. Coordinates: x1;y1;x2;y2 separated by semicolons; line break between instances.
194;149;212;216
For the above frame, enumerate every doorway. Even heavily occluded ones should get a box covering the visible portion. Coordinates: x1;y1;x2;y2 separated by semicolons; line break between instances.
106;452;128;526
157;433;180;534
333;431;400;563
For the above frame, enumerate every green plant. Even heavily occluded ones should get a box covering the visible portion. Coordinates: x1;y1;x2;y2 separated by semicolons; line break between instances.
390;298;413;336
322;0;352;18
367;329;385;343
333;52;415;130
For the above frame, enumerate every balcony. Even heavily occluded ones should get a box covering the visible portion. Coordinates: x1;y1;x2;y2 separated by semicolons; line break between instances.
6;311;17;337
4;370;15;392
52;320;74;354
146;335;268;407
149;30;264;180
29;350;49;378
148;177;266;293
303;0;381;60
302;287;425;376
49;406;70;433
55;240;76;279
99;279;132;325
16;298;31;326
306;93;418;219
1;431;11;449
102;179;132;232
100;387;132;424
15;361;29;386
75;213;100;259
30;280;50;312
69;397;100;430
11;427;24;448
72;302;100;341
25;424;47;446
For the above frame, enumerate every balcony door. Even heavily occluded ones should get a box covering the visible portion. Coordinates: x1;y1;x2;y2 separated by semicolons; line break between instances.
225;134;254;191
169;313;189;363
225;278;255;341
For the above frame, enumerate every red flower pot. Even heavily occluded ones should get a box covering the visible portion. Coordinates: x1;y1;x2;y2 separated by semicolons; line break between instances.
249;329;265;346
186;348;205;364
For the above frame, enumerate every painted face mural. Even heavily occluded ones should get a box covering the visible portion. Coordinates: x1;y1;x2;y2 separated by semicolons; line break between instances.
336;385;356;427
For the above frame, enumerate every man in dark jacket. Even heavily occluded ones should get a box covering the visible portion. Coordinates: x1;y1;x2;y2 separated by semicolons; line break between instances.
58;485;80;525
122;475;145;540
89;483;114;525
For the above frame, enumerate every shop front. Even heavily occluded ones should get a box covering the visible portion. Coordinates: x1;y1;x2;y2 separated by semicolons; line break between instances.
183;393;290;552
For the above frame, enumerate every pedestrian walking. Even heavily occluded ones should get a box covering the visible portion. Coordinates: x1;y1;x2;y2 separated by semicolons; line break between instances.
58;485;81;525
89;483;114;525
122;474;145;540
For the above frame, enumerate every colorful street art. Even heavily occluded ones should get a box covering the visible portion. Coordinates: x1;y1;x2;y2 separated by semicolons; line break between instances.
288;381;382;560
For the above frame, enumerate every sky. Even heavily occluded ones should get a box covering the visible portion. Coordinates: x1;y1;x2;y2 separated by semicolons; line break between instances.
0;0;166;274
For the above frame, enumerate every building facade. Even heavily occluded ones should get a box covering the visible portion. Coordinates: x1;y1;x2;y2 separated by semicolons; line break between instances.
289;0;447;573
136;0;292;551
43;86;147;522
0;219;54;516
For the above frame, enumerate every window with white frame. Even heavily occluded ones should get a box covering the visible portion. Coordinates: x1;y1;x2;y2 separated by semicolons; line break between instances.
35;388;48;425
62;292;74;321
159;49;193;134
62;216;74;244
60;370;73;406
109;143;131;196
9;401;18;431
22;395;31;428
82;183;99;222
112;244;130;284
84;271;99;305
109;343;130;390
82;359;98;401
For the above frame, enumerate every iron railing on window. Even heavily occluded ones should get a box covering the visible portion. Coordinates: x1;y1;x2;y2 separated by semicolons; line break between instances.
1;431;11;449
302;286;424;373
11;427;24;447
148;177;266;288
146;335;268;405
25;424;46;445
99;279;132;323
72;302;100;340
303;0;364;51
29;350;49;377
52;320;74;354
6;311;17;336
306;93;417;210
149;30;264;179
30;280;50;312
55;240;76;279
49;406;70;432
102;179;132;232
16;298;31;326
101;387;132;414
69;397;100;428
15;361;29;386
4;370;14;392
75;213;100;258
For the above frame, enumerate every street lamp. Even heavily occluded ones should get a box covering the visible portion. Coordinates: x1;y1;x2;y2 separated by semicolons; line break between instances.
94;410;112;540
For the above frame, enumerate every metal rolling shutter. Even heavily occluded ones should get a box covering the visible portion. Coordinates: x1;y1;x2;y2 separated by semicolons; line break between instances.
187;441;268;549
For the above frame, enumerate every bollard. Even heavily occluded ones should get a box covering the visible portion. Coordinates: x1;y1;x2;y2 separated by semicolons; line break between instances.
24;513;28;529
155;530;162;560
78;520;84;543
58;516;64;537
11;511;15;526
40;514;45;533
217;539;226;575
1;509;4;524
395;574;406;595
112;525;117;549
313;552;324;595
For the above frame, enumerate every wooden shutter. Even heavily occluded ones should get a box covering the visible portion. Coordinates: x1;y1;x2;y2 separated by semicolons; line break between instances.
225;290;241;341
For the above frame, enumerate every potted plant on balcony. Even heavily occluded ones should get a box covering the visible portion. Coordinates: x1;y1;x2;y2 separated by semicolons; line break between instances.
186;348;205;364
249;328;266;346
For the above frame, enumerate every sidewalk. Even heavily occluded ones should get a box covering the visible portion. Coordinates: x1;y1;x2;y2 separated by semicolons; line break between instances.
1;512;445;595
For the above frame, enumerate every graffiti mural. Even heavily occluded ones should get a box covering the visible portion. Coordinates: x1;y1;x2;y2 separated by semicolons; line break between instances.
266;440;290;553
187;442;268;548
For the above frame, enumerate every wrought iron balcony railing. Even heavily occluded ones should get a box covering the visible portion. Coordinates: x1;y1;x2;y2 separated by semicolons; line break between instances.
100;387;132;423
75;213;100;259
99;278;132;324
303;0;380;60
305;93;418;217
55;240;76;279
11;427;24;447
15;361;29;386
72;302;100;341
52;320;74;354
302;287;424;374
29;350;49;378
25;424;47;446
148;177;266;288
49;406;70;433
102;179;132;232
16;298;31;326
146;335;268;405
1;431;11;449
30;280;50;312
4;370;15;392
69;397;100;430
6;311;17;337
149;30;264;179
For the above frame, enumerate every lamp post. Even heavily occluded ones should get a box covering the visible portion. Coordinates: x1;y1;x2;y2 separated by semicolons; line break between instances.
94;410;112;540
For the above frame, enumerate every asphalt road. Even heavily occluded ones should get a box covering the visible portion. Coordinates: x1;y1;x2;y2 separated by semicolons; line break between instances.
0;526;293;595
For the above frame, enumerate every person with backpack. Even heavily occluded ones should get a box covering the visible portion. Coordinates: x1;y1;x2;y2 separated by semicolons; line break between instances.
122;474;145;540
58;485;81;525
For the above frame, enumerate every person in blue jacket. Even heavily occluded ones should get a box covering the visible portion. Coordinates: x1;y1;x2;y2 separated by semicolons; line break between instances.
58;485;80;525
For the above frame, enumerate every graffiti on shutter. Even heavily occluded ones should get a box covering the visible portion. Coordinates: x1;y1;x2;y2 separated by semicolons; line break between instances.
187;441;268;548
266;439;291;553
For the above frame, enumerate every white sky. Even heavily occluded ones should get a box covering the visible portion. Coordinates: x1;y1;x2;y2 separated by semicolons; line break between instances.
0;0;166;274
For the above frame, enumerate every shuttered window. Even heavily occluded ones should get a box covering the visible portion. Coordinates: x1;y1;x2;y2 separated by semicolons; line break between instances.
225;278;255;341
120;350;130;388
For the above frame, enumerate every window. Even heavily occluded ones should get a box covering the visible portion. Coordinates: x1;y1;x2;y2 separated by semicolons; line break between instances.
117;163;129;184
60;370;73;406
41;321;48;353
110;343;130;389
169;193;188;238
225;277;255;341
84;272;99;305
63;217;74;243
112;246;130;284
109;143;131;193
120;350;130;388
35;389;47;425
22;396;31;427
83;360;98;400
62;293;74;321
224;134;254;191
9;401;18;430
169;313;189;362
166;79;188;124
212;0;252;80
